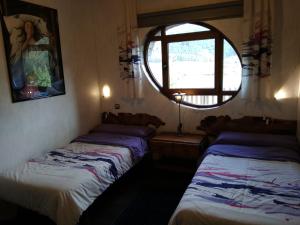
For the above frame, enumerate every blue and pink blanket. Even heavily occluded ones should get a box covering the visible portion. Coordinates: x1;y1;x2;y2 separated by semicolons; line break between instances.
0;132;148;225
73;132;148;161
169;132;300;225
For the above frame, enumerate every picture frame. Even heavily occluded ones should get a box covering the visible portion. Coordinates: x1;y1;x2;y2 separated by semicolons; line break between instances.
0;0;65;102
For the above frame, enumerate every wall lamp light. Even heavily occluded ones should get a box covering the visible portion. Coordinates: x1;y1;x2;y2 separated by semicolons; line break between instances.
102;84;111;98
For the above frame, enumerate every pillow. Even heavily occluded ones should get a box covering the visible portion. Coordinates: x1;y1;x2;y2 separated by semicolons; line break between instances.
91;124;156;138
213;131;299;151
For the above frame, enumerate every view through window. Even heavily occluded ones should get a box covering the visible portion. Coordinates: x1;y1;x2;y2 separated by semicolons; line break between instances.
144;23;242;108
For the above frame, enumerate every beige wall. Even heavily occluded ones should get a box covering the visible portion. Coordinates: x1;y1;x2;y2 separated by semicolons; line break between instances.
0;0;101;171
137;0;235;13
286;0;300;140
1;0;299;172
95;0;300;133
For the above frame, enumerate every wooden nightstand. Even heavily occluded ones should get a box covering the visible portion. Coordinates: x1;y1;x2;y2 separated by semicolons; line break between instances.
150;132;208;172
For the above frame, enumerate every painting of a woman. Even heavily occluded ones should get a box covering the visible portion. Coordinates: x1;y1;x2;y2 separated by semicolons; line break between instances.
0;0;65;102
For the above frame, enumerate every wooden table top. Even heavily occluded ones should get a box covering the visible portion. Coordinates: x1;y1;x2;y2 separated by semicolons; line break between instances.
151;132;206;145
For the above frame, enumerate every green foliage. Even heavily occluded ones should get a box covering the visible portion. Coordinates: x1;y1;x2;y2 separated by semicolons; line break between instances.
169;40;215;62
34;64;51;87
23;50;52;87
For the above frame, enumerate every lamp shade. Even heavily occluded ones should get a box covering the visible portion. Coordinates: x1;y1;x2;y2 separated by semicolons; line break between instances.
173;92;186;102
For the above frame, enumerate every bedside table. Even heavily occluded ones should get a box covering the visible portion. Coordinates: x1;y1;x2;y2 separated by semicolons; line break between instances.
150;132;208;172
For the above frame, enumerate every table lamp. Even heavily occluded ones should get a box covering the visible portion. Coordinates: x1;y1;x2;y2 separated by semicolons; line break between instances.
173;92;186;135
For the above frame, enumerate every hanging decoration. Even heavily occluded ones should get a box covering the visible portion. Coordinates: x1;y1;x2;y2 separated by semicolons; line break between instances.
241;0;274;100
118;0;143;99
242;0;273;77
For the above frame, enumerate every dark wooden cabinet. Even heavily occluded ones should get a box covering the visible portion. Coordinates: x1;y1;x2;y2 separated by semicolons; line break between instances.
150;132;208;172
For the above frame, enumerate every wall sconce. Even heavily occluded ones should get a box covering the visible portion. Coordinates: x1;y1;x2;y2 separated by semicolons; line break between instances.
102;84;111;98
274;89;287;100
173;92;186;135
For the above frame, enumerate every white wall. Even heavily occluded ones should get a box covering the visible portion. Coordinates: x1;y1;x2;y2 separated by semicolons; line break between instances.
94;0;300;133
0;0;101;171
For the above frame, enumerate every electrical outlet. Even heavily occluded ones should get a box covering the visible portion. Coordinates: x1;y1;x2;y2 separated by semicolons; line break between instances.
114;104;120;110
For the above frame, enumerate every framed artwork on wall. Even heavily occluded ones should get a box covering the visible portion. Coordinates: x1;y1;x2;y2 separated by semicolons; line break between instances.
0;0;65;102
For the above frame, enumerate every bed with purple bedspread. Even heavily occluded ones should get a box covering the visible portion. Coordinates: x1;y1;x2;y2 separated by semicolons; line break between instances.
0;130;149;225
169;132;300;225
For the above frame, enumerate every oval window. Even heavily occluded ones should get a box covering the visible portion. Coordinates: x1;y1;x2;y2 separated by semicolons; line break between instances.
144;23;242;108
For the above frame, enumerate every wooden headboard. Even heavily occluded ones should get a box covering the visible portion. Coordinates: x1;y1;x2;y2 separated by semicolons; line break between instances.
197;115;297;136
102;112;165;128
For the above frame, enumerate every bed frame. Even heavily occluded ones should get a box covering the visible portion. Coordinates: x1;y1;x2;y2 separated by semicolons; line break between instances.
102;112;165;128
197;115;297;136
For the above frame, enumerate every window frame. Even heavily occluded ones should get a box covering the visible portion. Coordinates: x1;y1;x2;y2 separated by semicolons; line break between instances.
143;22;242;108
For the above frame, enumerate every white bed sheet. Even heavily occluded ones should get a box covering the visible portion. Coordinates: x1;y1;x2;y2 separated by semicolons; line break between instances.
0;142;134;225
169;154;300;225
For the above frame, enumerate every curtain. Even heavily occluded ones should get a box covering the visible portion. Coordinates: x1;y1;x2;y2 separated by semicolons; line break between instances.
241;0;274;101
118;0;143;100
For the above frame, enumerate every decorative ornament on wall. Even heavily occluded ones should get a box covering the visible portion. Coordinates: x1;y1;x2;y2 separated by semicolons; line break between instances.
117;0;143;100
240;0;274;101
242;0;273;78
0;0;65;102
118;26;140;80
